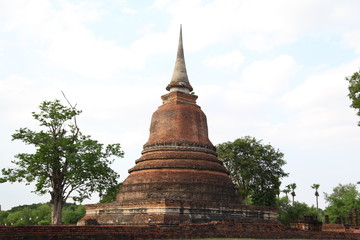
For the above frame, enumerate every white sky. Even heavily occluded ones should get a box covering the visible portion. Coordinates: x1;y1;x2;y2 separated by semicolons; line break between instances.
1;0;360;211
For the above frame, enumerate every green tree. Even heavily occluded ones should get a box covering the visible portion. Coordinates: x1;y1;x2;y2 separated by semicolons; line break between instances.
287;183;297;205
62;204;85;224
6;208;34;226
216;136;288;206
32;204;51;225
276;196;322;226
99;182;122;203
346;69;360;126
0;100;124;225
0;202;85;226
324;183;360;224
282;186;291;198
311;184;320;211
0;211;9;225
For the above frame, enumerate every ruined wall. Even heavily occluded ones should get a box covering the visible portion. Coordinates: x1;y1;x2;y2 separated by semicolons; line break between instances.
2;222;360;240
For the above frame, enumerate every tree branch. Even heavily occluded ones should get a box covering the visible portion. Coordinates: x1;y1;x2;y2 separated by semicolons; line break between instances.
61;91;80;142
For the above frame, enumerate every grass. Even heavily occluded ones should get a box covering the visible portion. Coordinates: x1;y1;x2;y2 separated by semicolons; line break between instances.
176;239;338;240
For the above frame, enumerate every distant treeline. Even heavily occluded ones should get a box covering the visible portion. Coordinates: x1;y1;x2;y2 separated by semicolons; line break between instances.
0;203;85;226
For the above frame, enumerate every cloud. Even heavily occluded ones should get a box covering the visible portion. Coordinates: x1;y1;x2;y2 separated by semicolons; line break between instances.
45;32;139;78
154;0;300;51
240;55;299;95
3;0;360;81
342;30;360;53
0;1;150;78
198;56;360;152
153;0;360;53
201;54;299;114
122;7;138;15
204;50;245;71
137;23;156;35
0;76;43;124
194;54;300;145
278;58;360;148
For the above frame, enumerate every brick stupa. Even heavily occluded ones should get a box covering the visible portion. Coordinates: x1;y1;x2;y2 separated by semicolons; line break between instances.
78;26;277;225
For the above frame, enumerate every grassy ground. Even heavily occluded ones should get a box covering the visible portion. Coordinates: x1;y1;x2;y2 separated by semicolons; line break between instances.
177;239;337;240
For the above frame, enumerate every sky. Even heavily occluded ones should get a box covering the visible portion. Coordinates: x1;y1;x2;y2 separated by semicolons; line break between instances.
1;0;360;211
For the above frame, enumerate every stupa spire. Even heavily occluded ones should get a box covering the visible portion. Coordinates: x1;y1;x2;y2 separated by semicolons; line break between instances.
166;25;193;93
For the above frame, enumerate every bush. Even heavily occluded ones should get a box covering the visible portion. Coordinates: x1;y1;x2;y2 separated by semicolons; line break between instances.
0;211;9;225
38;220;51;225
62;205;85;224
0;202;85;225
277;196;323;225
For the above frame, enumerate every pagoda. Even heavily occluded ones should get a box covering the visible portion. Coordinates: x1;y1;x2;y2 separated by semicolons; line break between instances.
78;26;277;225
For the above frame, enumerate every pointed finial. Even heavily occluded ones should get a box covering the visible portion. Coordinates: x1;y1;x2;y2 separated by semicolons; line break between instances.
166;25;193;93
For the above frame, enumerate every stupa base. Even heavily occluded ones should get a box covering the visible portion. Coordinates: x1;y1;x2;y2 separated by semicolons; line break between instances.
77;199;278;226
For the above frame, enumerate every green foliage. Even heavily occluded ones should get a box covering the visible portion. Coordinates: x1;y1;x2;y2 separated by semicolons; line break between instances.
282;186;291;197
0;203;49;226
324;183;360;224
33;204;52;222
37;220;51;225
0;100;124;224
0;203;84;226
346;69;360;126
216;136;288;206
311;184;320;195
0;211;9;225
276;197;323;226
311;184;320;210
287;183;297;204
62;204;85;224
99;182;122;203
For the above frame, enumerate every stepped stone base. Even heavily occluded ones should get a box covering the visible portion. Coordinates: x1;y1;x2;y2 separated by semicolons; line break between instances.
77;199;278;226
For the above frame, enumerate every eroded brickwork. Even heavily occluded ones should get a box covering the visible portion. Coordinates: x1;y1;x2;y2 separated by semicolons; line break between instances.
78;88;278;226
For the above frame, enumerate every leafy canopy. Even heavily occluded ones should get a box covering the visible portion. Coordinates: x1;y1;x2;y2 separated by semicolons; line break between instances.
0;99;124;203
276;197;322;226
0;203;84;226
216;136;288;206
324;183;360;224
311;184;320;196
99;182;122;203
346;69;360;126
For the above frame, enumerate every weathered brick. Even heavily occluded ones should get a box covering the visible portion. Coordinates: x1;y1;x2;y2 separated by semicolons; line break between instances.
2;223;360;240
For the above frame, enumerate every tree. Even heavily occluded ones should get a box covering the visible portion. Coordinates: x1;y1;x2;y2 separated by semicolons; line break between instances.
0;100;124;224
311;184;320;210
282;186;291;198
216;136;288;206
62;204;85;224
276;196;322;226
0;202;84;226
346;69;360;125
0;211;9;226
99;182;122;203
324;183;360;224
287;183;297;205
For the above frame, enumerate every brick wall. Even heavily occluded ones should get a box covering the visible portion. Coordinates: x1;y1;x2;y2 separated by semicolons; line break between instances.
2;222;360;240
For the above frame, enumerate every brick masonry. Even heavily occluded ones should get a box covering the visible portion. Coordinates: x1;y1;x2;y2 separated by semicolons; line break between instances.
2;222;360;240
78;90;279;225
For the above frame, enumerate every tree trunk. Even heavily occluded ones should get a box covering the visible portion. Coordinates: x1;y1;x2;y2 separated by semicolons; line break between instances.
51;158;65;225
51;197;63;225
51;190;64;225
